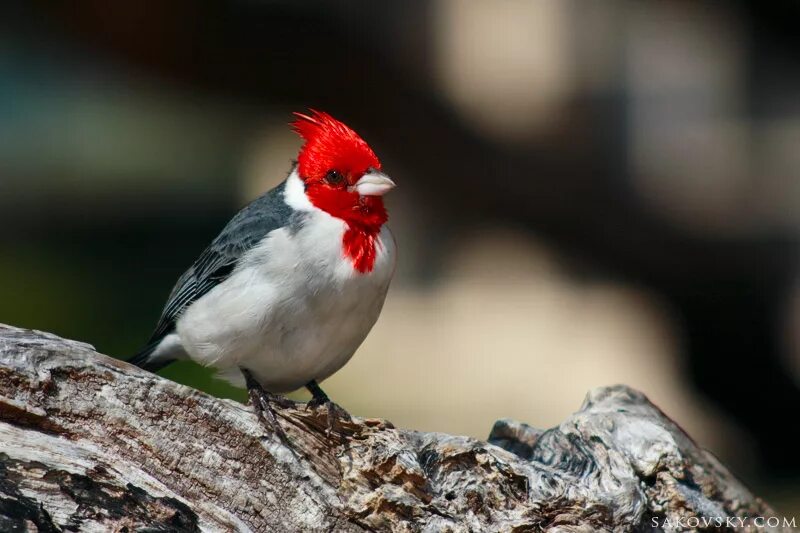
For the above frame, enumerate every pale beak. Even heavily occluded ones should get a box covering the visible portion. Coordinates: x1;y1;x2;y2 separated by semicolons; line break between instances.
353;171;396;196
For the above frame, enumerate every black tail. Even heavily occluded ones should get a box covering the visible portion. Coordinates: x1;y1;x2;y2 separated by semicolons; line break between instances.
128;341;175;373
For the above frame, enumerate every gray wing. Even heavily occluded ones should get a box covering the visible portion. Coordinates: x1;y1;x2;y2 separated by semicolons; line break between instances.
145;179;294;346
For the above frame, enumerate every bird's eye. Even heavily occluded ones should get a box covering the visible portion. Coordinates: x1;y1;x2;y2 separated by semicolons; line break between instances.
325;170;344;185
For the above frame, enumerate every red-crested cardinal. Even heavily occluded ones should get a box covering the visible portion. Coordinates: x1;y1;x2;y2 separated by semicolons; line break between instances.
130;110;396;439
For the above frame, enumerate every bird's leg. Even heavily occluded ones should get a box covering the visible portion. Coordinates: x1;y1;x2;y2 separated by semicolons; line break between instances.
242;369;293;448
305;380;351;435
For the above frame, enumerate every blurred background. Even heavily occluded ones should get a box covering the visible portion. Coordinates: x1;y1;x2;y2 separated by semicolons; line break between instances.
1;0;799;512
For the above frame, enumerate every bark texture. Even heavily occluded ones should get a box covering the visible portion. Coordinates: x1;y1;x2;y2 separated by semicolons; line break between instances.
0;324;786;532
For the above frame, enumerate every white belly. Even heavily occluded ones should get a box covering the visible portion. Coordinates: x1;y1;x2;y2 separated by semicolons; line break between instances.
175;212;395;393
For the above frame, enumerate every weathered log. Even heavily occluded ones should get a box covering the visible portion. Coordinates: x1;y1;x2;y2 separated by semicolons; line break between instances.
0;324;788;532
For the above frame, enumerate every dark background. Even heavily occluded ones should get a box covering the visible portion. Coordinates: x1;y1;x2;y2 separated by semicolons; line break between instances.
1;0;799;513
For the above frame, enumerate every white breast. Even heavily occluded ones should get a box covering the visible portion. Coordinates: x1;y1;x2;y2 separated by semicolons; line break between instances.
175;172;396;392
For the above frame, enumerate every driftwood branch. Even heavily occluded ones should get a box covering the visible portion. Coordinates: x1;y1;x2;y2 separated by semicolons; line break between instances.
0;324;787;532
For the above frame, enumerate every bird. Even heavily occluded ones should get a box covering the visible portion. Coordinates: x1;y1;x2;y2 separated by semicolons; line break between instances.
129;110;396;441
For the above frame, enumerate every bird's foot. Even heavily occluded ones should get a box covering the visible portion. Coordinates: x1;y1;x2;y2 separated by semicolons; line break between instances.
305;380;351;436
306;397;351;436
242;370;294;450
248;388;293;447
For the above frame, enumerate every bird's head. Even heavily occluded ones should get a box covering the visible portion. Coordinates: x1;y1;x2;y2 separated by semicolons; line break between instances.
292;110;394;230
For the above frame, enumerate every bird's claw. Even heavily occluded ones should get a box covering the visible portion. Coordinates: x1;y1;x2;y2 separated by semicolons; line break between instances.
242;369;295;452
248;387;294;448
306;398;351;436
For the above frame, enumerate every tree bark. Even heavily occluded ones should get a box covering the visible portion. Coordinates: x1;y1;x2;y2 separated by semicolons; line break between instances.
0;324;788;532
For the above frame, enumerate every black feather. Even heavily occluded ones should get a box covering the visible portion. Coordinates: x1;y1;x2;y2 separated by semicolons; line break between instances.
129;178;295;370
128;340;174;372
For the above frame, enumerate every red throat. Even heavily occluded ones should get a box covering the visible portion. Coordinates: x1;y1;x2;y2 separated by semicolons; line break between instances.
342;208;387;274
292;110;388;273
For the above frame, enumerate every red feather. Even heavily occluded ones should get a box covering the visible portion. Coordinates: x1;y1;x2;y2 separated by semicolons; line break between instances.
292;110;380;183
291;110;388;273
